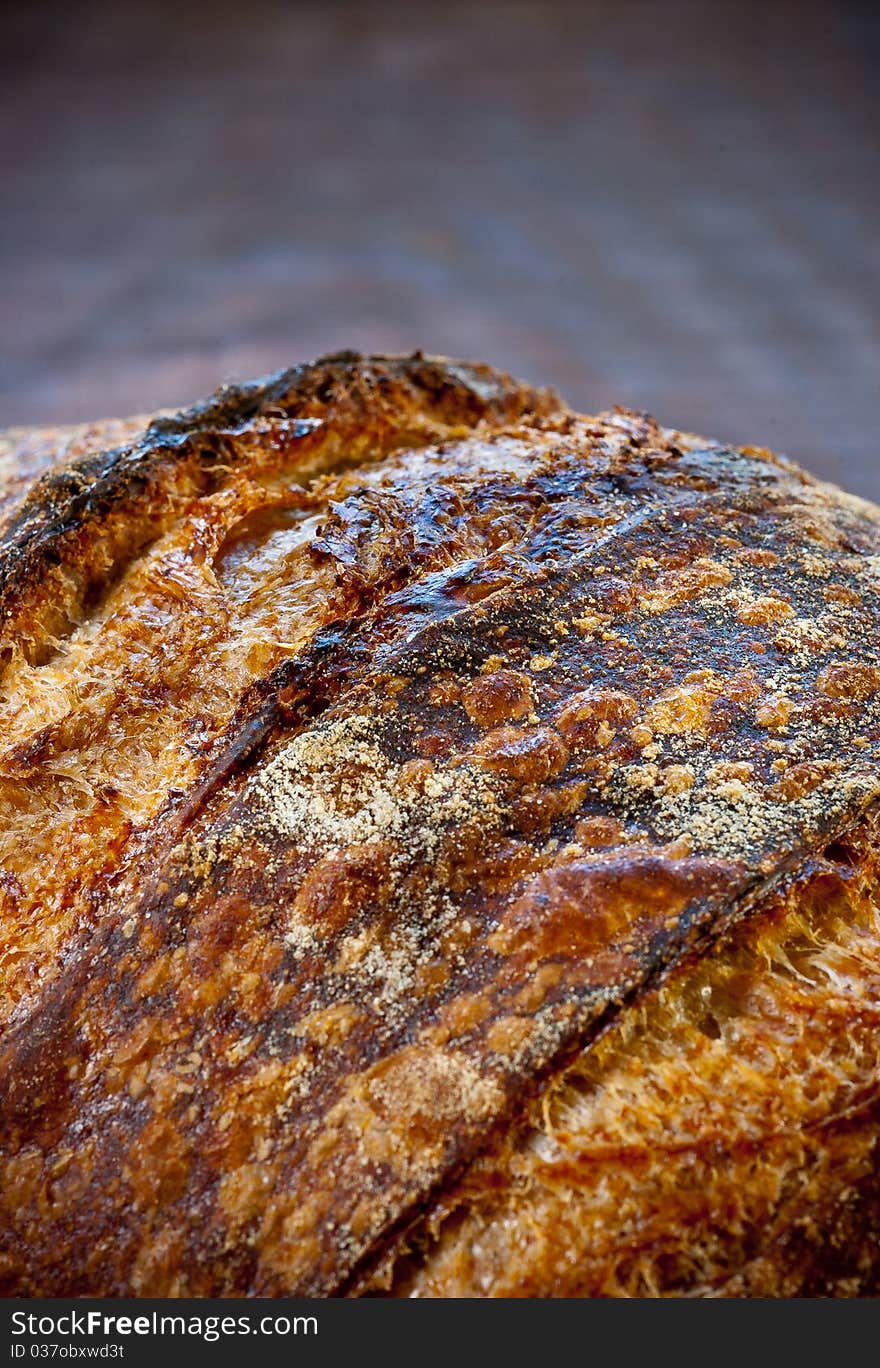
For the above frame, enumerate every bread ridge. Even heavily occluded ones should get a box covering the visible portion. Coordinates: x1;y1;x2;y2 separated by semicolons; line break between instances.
0;351;555;665
1;353;879;1297
368;803;880;1297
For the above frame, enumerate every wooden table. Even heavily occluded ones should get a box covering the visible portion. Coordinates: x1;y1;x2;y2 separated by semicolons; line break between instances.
2;0;878;499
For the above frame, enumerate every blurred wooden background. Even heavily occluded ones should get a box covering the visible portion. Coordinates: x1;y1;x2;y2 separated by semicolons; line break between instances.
1;0;878;497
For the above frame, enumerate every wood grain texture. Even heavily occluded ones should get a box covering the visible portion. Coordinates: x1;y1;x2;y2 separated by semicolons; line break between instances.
1;0;877;497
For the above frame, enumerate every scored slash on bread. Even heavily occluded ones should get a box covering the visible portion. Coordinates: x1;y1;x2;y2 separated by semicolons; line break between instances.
1;353;879;1296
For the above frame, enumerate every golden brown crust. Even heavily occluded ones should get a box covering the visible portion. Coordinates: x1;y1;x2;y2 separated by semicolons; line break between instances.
1;353;879;1297
372;807;880;1297
0;415;156;538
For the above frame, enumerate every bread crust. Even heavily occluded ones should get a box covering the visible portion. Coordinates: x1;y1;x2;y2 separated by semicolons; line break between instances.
369;806;880;1297
1;353;879;1296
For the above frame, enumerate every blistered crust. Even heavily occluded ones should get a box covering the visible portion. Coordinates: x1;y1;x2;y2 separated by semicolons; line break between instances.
1;354;879;1296
372;807;880;1297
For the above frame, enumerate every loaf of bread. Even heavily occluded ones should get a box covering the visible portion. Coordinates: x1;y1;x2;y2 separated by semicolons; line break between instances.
1;353;879;1297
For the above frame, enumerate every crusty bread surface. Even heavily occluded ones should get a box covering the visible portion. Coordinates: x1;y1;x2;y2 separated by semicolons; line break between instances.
1;353;879;1297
